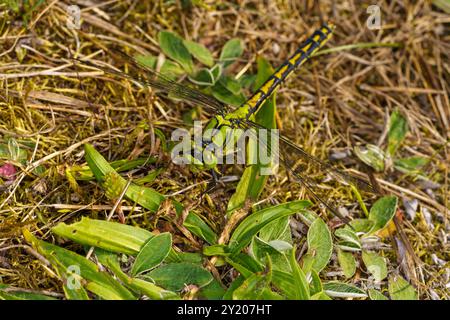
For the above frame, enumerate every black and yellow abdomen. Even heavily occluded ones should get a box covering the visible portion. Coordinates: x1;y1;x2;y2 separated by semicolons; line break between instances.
226;23;335;121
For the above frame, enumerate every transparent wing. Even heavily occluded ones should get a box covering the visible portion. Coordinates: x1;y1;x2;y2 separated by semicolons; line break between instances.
239;120;378;223
71;48;231;115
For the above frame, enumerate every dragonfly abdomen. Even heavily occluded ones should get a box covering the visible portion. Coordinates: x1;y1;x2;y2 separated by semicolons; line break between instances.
229;23;334;121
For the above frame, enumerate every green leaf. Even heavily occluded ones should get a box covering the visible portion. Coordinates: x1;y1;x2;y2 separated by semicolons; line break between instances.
251;216;292;272
337;249;356;278
225;253;264;278
183;39;214;67
160;60;185;79
232;273;270;300
183;212;218;244
219;38;243;68
388;109;408;156
145;263;213;292
433;0;450;13
52;217;154;255
219;75;242;95
135;54;157;69
368;289;389;300
307;218;333;272
394;156;429;175
349;219;374;233
354;144;385;172
323;281;367;299
96;249;179;300
271;270;297;299
84;144;165;212
228;200;310;255
362;251;387;282
0;286;58;300
198;279;226;300
131;233;172;276
368;196;398;233
223;275;246;300
309;269;323;295
288;247;310;300
188;68;216;86
23;230;136;300
335;228;361;251
388;275;418;300
158;31;194;73
211;81;246;106
310;291;332;300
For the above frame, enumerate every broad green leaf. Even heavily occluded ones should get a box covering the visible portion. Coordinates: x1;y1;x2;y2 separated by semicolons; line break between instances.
145;263;213;291
260;288;284;300
271;270;297;299
0;286;58;300
288;247;310;300
368;289;389;300
307;218;333;272
210;64;222;80
232;273;270;300
362;251;387;282
188;68;216;86
388;275;418;300
394;156;429;175
183;212;218;244
160;60;185;79
223;275;246;300
198;279;226;300
183;39;214;67
323;281;367;299
349;218;374;233
225;253;264;278
219;75;242;95
354;144;385;172
239;74;256;89
228;200;310;254
337;249;356;278
251;237;290;272
23;230;136;300
309;269;323;295
203;244;229;256
310;291;332;300
131;233;172;276
158;31;193;73
259;215;292;243
368;196;398;233
84;144;165;212
135;54;157;69
63;283;90;300
96;249;179;300
335;228;361;251
52;217;154;255
219;38;243;68
211;81;246;106
388;109;408;156
433;0;450;13
251;216;292;272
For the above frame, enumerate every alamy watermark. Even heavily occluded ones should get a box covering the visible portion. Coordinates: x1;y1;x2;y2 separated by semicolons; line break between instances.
366;5;381;30
66;5;81;30
171;121;280;175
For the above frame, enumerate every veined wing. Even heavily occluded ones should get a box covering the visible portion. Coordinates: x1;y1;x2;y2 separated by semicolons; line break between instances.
71;48;231;115
239;119;377;222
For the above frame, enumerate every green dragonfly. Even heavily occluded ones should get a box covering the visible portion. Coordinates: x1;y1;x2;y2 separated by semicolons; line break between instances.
75;23;376;223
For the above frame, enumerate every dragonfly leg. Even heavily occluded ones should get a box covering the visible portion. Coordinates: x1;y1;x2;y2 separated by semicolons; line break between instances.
205;169;221;193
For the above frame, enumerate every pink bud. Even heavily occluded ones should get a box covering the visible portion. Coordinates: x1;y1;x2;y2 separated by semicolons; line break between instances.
0;163;17;180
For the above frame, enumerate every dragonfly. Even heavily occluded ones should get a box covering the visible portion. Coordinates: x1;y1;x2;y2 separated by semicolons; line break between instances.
74;23;376;223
